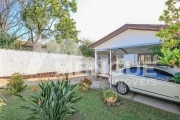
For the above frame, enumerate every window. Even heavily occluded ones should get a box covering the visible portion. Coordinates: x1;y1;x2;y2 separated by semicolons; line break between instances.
153;55;157;64
138;54;155;65
139;55;144;65
144;55;151;64
147;68;174;81
122;67;144;76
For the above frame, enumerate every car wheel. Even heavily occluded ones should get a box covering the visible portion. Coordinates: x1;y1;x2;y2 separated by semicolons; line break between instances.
116;82;129;95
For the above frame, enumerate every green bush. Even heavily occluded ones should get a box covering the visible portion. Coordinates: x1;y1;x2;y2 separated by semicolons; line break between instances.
172;72;180;84
15;78;82;120
7;73;27;93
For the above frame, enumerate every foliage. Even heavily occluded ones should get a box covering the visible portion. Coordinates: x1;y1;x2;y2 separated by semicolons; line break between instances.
12;39;23;50
148;46;163;58
0;32;17;48
19;0;78;51
78;77;92;87
7;73;27;93
79;38;94;57
45;39;82;55
172;72;180;83
155;0;180;68
55;17;79;41
118;62;124;68
15;78;82;120
103;89;117;99
158;48;180;67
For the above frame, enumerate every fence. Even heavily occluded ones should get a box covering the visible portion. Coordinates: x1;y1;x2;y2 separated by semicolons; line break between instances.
0;49;94;77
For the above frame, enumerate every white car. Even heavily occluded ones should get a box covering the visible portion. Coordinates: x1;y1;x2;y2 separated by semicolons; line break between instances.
111;66;180;103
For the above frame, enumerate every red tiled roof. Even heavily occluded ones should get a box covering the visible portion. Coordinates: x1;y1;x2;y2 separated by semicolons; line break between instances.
89;24;166;48
22;40;46;48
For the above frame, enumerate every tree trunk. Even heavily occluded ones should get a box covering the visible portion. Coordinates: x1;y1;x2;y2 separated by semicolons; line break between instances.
33;34;41;51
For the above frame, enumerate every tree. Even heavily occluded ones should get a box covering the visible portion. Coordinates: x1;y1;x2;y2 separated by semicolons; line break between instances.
19;0;78;51
0;0;27;38
152;0;180;68
0;0;26;49
0;32;17;48
55;17;79;42
45;39;81;55
79;38;94;57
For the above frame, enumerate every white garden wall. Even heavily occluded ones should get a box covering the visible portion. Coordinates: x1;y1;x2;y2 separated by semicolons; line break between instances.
0;49;94;77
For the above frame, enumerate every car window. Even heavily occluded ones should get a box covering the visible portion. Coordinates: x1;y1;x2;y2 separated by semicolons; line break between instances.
122;67;144;76
147;68;174;81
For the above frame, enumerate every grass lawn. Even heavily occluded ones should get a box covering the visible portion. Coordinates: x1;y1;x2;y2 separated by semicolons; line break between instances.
0;86;180;120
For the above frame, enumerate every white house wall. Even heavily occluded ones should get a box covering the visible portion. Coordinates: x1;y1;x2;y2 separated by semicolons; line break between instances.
95;29;161;50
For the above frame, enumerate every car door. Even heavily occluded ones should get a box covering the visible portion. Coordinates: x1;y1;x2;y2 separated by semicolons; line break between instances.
147;68;180;99
124;67;148;91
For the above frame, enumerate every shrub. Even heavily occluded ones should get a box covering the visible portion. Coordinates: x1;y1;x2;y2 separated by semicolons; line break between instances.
78;77;92;90
103;89;117;104
172;72;180;84
78;77;92;87
103;89;117;99
15;78;82;120
7;73;27;93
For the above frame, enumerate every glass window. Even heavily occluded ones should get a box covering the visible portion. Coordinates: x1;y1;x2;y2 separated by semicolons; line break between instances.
153;55;157;64
147;68;174;81
139;55;144;65
138;54;157;65
144;55;151;64
122;67;144;76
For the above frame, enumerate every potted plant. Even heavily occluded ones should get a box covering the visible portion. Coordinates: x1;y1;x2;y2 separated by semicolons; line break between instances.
78;77;92;90
103;89;117;104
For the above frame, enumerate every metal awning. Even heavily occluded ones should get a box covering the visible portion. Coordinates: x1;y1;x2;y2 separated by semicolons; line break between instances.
94;43;161;89
96;43;160;55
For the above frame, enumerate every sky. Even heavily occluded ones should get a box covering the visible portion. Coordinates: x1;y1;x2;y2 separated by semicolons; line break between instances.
71;0;166;41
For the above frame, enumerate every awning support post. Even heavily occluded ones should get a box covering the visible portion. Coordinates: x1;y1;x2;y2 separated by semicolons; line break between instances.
109;49;112;89
95;50;97;74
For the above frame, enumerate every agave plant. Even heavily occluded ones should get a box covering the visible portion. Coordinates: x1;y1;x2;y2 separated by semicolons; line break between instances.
14;78;82;120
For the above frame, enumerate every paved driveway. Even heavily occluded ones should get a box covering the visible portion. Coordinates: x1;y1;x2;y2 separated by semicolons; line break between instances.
111;87;180;115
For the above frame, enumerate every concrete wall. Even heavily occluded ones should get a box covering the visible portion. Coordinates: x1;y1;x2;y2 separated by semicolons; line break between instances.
95;29;161;50
0;49;94;77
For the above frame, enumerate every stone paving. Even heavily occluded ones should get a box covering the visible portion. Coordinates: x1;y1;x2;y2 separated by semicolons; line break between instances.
70;76;110;90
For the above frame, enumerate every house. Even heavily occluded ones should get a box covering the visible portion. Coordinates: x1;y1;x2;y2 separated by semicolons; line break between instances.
89;24;165;77
22;40;47;51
